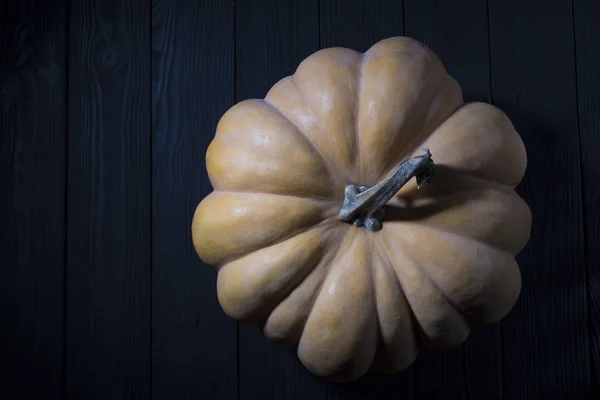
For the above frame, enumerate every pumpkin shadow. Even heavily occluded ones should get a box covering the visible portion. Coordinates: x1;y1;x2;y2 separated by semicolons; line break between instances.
381;164;495;224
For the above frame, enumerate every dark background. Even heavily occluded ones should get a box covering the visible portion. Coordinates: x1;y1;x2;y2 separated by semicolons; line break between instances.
1;0;598;399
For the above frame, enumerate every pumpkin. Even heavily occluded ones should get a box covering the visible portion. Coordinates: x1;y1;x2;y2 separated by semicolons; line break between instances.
191;36;531;382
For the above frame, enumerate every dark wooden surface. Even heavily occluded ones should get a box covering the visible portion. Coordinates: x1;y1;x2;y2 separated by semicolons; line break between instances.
489;1;590;398
66;0;152;398
0;0;598;399
0;0;67;398
151;0;237;399
575;0;600;394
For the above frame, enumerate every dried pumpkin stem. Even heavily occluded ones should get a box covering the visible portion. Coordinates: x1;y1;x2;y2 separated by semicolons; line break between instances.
338;148;436;231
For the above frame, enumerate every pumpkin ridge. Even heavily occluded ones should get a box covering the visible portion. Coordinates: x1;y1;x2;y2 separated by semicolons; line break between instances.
383;173;531;254
290;74;340;176
297;226;354;344
369;237;419;373
375;239;426;350
266;224;343;313
207;98;337;198
290;65;355;183
391;225;522;327
397;231;463;309
397;219;525;257
375;236;422;336
424;162;525;195
297;228;379;381
261;225;347;344
213;188;336;202
216;225;338;323
393;221;518;262
376;74;461;182
369;44;434;180
354;41;425;182
260;97;343;196
416;101;528;187
411;255;472;347
453;164;525;190
353;53;366;183
377;232;471;348
359;37;463;184
217;217;338;269
442;163;521;189
192;191;337;268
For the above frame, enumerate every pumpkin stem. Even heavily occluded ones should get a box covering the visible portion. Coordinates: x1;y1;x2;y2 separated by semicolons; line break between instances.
338;148;436;231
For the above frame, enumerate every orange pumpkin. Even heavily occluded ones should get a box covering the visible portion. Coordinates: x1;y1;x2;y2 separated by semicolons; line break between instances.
191;36;531;382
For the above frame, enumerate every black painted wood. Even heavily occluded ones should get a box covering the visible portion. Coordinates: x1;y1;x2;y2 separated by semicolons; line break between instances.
404;1;501;399
235;1;329;399
319;0;405;52
405;0;490;104
489;0;590;398
574;0;600;393
0;0;67;398
151;0;237;399
318;1;415;399
65;0;151;398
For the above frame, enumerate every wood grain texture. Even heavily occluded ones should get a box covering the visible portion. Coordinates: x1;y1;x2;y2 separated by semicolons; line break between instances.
404;1;501;399
318;1;414;399
489;0;590;398
235;1;328;399
319;0;404;51
65;0;151;398
0;0;67;398
405;0;490;104
574;0;600;393
151;0;237;399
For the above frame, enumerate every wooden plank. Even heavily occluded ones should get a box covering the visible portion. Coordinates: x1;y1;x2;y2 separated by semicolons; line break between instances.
405;0;490;103
235;1;328;398
319;0;404;51
0;0;67;397
574;0;600;393
65;0;151;398
403;1;501;398
151;0;237;398
489;0;590;398
318;1;414;398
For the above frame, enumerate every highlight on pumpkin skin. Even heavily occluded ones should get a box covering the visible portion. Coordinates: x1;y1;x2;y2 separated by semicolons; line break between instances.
264;76;349;190
356;37;464;184
206;98;339;199
381;224;522;327
268;36;465;186
191;191;337;268
369;246;419;373
262;240;338;345
216;225;340;324
378;231;471;348
289;46;363;176
297;229;379;382
416;102;528;188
